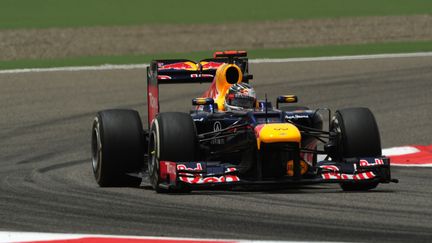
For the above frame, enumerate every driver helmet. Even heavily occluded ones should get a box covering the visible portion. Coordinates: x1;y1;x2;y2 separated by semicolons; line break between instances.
224;83;257;111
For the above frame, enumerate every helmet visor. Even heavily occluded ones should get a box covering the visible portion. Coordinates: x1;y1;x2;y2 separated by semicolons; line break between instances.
230;96;255;109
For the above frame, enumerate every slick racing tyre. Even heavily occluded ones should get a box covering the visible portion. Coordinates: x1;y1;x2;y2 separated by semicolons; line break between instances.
148;112;197;193
92;109;144;187
330;107;381;191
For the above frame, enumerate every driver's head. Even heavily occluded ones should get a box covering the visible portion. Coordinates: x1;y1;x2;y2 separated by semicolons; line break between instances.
224;83;256;111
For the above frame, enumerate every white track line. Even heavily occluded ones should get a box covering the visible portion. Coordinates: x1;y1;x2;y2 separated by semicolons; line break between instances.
382;146;420;156
249;51;432;63
0;231;329;243
391;163;432;167
0;64;149;74
1;52;432;74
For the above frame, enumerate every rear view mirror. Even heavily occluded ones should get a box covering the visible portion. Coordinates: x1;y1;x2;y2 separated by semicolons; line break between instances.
276;95;298;109
192;97;214;106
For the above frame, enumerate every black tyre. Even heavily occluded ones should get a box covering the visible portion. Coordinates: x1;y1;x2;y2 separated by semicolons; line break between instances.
92;109;144;187
148;112;197;192
330;107;381;191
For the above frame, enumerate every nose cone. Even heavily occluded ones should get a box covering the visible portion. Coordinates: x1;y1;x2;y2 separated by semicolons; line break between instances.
254;123;301;149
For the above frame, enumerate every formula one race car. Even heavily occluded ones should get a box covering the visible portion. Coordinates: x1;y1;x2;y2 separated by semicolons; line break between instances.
91;50;398;192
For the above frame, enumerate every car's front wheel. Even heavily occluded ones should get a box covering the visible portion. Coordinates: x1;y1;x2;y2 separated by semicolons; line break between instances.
148;112;197;193
330;107;381;191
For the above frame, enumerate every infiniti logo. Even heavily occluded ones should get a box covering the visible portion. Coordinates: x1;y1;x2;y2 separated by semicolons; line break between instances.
213;121;222;131
212;121;224;145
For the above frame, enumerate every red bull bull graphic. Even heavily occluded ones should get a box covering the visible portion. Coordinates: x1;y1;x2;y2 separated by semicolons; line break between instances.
158;61;198;71
200;61;224;70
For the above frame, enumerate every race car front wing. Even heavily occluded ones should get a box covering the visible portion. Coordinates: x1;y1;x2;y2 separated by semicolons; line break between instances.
157;157;398;190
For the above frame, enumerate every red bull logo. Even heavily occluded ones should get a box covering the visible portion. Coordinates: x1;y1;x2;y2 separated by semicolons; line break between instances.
177;163;203;171
157;75;172;80
158;62;197;71
179;175;240;184
200;61;224;70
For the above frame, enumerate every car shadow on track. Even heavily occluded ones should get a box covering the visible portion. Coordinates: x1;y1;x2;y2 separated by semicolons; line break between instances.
139;184;395;195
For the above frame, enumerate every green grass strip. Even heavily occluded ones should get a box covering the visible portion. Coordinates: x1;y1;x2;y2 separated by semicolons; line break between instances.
248;41;432;58
1;0;432;29
1;41;432;70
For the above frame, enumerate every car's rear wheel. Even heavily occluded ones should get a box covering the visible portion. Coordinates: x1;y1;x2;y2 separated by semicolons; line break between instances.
92;109;144;187
148;112;197;193
330;107;381;191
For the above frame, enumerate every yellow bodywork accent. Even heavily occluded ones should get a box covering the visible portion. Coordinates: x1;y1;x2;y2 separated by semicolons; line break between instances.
286;160;309;176
184;61;199;71
194;98;208;105
214;64;242;111
256;123;301;150
284;96;297;103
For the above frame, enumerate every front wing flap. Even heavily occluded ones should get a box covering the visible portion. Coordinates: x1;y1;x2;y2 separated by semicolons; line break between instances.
317;157;393;183
159;161;240;189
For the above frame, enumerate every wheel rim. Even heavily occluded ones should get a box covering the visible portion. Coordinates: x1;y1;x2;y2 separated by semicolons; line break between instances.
329;115;343;159
91;120;102;174
148;131;155;174
148;130;159;188
331;116;342;134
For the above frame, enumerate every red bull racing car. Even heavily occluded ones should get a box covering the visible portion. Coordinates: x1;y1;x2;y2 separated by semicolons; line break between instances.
91;50;398;192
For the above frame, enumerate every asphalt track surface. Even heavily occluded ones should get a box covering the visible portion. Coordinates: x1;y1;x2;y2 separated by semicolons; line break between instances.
1;56;432;242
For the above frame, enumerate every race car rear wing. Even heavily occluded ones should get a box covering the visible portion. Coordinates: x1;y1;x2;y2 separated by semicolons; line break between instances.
146;51;252;128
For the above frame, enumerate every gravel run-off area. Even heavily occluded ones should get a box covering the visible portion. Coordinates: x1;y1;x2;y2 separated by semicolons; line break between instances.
0;15;432;61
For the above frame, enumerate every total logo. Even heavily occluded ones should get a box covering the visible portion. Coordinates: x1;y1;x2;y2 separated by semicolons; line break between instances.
166;162;176;175
149;93;158;109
